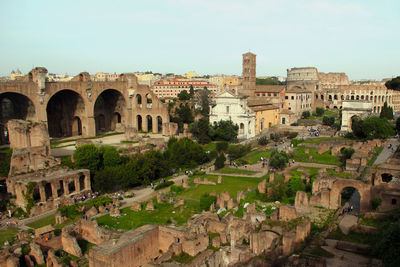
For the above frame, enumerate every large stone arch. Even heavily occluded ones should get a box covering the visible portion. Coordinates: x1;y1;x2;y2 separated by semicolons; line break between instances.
340;101;372;132
0;92;37;144
329;179;371;212
46;89;86;138
93;89;126;135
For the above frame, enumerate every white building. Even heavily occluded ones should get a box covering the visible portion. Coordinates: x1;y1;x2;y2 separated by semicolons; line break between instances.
209;91;255;140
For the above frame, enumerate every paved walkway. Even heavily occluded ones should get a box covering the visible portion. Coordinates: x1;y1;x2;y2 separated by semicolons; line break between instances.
374;138;399;165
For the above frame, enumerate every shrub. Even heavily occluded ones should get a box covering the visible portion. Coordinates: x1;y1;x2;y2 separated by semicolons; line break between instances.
214;153;226;170
322;116;335;126
340;147;355;166
371;198;382;211
58;205;81;220
227;144;251;161
258;136;269;146
302;111;311;119
269;150;289;170
200;194;216;211
154;181;174;191
316;107;324;116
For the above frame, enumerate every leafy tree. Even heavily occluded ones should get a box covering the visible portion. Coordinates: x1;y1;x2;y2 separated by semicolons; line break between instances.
396;117;400;133
371;198;382;211
340;147;355;166
316;107;324;116
256;77;284;85
216;141;229;152
301;111;311;119
385;76;400;91
373;221;400;267
0;148;12;177
102;146;121;168
198;88;210;116
177;90;191;101
322;116;335;126
380;102;394;120
164;137;208;168
288;177;304;197
269;150;289;170
211;120;239;142
93;167;120;192
361;117;395;139
227;144;251;162
189;85;194;96
268;175;288;202
351;116;364;138
74;144;101;173
176;104;194;124
214;153;226;170
189;117;212;144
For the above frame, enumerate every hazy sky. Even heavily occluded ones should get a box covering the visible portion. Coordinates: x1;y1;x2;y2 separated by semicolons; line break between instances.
0;0;399;79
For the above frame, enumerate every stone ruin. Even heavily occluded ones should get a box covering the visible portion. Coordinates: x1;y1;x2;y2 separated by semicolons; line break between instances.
7;119;60;176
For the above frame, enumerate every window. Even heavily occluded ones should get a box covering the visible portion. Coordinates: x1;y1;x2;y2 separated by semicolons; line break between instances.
392;199;397;205
274;93;277;96
226;106;229;113
291;96;294;100
285;96;288;99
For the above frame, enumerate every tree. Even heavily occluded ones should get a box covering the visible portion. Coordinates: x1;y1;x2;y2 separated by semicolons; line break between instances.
380;102;394;120
351;116;365;138
227;144;251;162
211;120;239;142
322;116;335;126
269;150;289;170
340;147;355;166
164;137;209;168
256;77;284;85
74;144;101;173
396;117;400;133
316;107;324;116
175;104;194;124
268;175;288;202
373;221;400;267
177;90;191;101
102;146;121;168
258;136;269;146
189;117;212;144
189;85;194;96
216;141;229;152
198;88;210;116
302;111;311;119
214;153;226;170
361;116;395;139
385;76;400;91
288;177;304;197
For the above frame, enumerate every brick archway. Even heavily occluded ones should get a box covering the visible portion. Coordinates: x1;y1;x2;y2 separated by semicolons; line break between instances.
329;179;371;212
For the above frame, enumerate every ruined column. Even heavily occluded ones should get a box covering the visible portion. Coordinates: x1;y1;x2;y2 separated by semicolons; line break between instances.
84;175;91;191
143;116;148;132
86;116;96;137
74;177;80;192
63;180;70;196
152;117;158;134
39;184;46;202
51;182;58;199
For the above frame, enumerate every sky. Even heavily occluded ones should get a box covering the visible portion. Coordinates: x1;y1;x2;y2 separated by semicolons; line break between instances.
0;0;399;80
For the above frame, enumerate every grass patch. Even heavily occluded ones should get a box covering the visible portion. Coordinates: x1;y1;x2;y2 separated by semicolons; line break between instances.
326;168;352;178
306;246;335;258
169;252;195;264
327;229;377;246
120;140;138;144
26;214;56;229
293;146;340;166
177;174;262;200
216;167;258;175
240;148;272;164
0;228;19;244
96;199;200;230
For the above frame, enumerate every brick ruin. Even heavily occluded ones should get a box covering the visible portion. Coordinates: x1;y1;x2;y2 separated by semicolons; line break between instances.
5;119;91;215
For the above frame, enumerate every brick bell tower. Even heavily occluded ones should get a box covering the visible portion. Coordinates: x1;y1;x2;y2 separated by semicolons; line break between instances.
242;52;256;96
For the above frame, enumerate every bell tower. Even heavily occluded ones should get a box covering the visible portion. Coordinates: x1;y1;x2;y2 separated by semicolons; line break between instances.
242;52;256;95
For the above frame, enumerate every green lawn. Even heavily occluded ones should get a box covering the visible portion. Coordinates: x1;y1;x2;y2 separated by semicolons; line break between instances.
96;199;201;230
0;228;19;245
178;174;262;200
216;167;259;175
293;146;341;166
240;148;272;164
326;168;352;178
26;214;56;229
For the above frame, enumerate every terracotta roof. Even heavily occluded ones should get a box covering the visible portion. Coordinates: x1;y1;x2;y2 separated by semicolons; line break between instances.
255;85;285;93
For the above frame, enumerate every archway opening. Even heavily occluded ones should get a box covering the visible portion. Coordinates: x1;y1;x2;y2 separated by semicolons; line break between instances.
381;173;393;183
340;186;360;214
137;115;142;131
68;181;75;193
147;115;153;132
47;90;85;138
239;123;244;135
33;186;40;202
45;183;52;200
79;175;85;190
136;94;142;105
94;89;126;135
72;117;82;136
0;92;36;144
157;116;163;133
57;180;64;197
